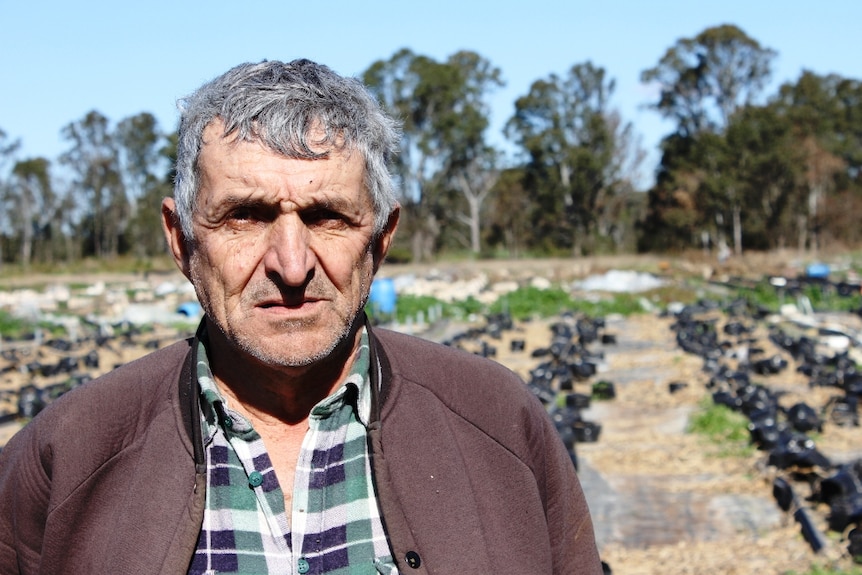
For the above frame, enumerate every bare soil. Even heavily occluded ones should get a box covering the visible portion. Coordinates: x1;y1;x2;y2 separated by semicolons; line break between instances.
2;251;861;574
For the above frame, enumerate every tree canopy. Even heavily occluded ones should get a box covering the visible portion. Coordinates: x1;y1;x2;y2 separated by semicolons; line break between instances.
1;24;860;266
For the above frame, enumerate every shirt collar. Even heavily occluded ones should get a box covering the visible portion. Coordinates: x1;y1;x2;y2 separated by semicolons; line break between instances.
197;328;374;439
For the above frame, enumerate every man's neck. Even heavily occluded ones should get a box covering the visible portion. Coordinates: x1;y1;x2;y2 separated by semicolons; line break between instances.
205;326;363;426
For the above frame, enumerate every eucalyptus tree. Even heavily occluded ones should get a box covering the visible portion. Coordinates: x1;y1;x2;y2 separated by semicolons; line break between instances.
642;24;776;137
9;158;56;267
715;105;800;251
0;129;21;267
364;48;503;260
773;71;862;251
116;112;162;201
640;25;776;253
484;167;533;256
506;61;636;255
441;50;504;254
60;110;127;258
117;112;171;256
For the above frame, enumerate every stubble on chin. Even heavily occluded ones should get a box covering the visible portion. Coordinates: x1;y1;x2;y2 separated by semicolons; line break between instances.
229;311;358;369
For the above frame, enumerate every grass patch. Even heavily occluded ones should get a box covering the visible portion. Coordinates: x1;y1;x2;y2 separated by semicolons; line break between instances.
785;565;862;575
491;286;578;319
0;310;67;340
736;278;862;314
369;285;651;325
687;398;754;457
0;255;177;280
366;293;484;324
0;310;34;339
492;286;646;320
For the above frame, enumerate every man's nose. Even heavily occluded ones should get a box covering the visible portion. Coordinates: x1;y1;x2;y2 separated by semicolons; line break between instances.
263;215;315;286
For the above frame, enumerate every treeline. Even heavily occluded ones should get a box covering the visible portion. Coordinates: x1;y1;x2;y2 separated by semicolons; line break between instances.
1;24;860;267
0;113;175;268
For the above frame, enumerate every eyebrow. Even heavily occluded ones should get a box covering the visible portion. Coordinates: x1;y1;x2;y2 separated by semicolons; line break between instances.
211;191;359;216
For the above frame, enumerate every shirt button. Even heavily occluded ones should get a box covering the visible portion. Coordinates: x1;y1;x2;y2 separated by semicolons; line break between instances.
405;551;421;569
248;471;263;488
297;557;310;573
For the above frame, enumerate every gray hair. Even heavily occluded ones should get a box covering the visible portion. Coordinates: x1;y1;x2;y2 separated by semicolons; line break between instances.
173;59;400;240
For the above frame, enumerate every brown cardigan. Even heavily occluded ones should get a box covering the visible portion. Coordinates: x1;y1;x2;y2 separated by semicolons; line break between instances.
0;323;602;574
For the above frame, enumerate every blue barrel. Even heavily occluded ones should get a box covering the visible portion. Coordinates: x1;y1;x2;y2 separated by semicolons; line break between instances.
176;301;202;317
369;278;397;315
805;263;830;279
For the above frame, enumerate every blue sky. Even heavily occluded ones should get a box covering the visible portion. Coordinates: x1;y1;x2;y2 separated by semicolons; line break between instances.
2;0;860;185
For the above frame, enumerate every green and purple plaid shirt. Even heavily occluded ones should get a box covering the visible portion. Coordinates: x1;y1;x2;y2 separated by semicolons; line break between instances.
189;331;398;575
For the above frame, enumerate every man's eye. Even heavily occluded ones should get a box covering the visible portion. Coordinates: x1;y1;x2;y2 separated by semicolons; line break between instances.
228;208;252;221
303;209;344;226
226;206;274;223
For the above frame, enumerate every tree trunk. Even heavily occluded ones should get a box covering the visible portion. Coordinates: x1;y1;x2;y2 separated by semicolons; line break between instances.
468;194;481;254
808;185;822;255
797;214;808;254
20;199;32;269
732;204;742;256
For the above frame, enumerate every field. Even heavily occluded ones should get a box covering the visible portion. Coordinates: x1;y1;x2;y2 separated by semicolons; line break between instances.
2;250;862;574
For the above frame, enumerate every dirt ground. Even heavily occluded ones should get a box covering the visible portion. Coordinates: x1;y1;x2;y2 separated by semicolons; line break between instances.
401;250;862;574
1;251;861;574
496;313;860;575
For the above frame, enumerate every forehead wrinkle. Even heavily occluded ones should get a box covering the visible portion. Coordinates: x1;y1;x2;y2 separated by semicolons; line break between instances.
199;132;369;212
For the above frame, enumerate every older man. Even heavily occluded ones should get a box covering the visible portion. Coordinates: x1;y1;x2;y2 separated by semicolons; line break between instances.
0;60;601;574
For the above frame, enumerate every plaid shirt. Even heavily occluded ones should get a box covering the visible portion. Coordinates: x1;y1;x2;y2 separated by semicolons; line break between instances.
188;331;398;575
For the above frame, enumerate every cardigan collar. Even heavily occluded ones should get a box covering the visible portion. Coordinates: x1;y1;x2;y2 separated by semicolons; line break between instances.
180;315;390;469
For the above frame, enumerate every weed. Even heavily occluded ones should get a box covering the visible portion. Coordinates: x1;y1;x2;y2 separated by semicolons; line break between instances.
492;286;646;320
738;278;862;314
492;286;576;320
785;564;862;575
366;294;483;324
0;310;35;339
687;398;754;457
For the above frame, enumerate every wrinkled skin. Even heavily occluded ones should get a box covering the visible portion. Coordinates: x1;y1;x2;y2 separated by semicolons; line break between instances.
162;121;398;399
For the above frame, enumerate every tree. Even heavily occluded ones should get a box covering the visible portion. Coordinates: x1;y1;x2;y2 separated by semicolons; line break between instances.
774;70;862;173
9;158;55;267
60;111;127;258
506;61;639;255
797;136;845;253
732;105;799;250
484;167;536;256
0;129;21;267
364;49;503;260
639;25;778;253
116;112;162;201
773;71;862;251
117;112;170;257
441;50;504;255
641;24;776;137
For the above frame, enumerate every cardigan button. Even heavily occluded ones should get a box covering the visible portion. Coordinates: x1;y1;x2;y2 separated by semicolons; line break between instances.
297;557;310;573
405;551;421;569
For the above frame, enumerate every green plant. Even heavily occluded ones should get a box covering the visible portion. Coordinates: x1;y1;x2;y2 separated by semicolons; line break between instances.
366;293;485;324
490;286;646;321
367;283;651;326
737;278;862;314
569;292;647;317
785;564;862;575
687;398;754;457
491;286;575;319
0;310;35;339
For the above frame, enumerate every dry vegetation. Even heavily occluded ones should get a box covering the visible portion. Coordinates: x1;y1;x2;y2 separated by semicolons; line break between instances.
2;250;862;574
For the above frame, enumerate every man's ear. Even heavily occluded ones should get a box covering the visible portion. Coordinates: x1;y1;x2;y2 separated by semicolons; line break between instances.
161;197;192;280
372;205;400;273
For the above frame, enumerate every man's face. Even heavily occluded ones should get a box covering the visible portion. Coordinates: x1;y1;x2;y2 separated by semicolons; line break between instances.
164;121;397;370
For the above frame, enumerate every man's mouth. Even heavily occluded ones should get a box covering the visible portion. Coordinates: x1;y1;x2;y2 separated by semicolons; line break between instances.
258;296;320;309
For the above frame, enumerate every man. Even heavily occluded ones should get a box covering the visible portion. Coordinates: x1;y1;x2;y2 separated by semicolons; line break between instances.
0;59;601;574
